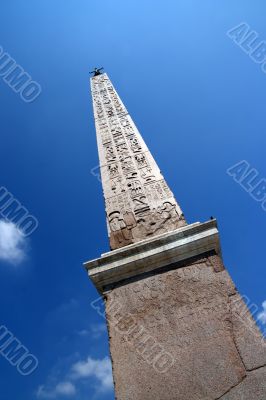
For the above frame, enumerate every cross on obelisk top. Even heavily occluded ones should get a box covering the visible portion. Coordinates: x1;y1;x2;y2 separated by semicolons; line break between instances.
90;67;104;77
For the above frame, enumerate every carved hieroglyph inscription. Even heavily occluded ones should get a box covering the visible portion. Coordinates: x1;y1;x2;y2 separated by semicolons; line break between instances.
91;73;186;249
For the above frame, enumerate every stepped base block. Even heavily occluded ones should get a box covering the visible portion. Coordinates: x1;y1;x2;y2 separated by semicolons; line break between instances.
85;220;266;400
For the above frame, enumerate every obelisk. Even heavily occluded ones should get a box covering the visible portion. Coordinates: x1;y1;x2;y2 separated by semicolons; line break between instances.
90;69;186;250
85;70;266;400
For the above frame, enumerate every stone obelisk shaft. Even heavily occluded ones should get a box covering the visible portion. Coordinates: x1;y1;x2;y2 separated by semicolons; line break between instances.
91;73;185;250
86;73;266;400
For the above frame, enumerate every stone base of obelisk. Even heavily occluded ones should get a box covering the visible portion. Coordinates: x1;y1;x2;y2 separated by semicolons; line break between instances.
85;220;266;400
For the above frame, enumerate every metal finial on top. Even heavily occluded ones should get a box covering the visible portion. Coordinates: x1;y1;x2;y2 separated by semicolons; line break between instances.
90;67;104;77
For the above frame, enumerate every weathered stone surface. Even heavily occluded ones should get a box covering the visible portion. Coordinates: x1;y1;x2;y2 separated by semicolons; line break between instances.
91;73;186;250
220;367;266;400
85;220;220;293
230;293;266;371
208;253;225;273
106;255;247;400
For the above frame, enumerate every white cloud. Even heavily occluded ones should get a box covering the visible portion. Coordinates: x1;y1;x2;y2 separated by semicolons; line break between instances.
258;301;266;325
37;381;76;398
90;323;107;339
55;382;76;396
36;356;113;399
77;323;107;339
71;356;113;391
77;329;90;337
0;220;27;265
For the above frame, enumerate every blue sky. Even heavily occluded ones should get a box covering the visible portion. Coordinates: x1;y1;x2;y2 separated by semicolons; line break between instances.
0;0;266;399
